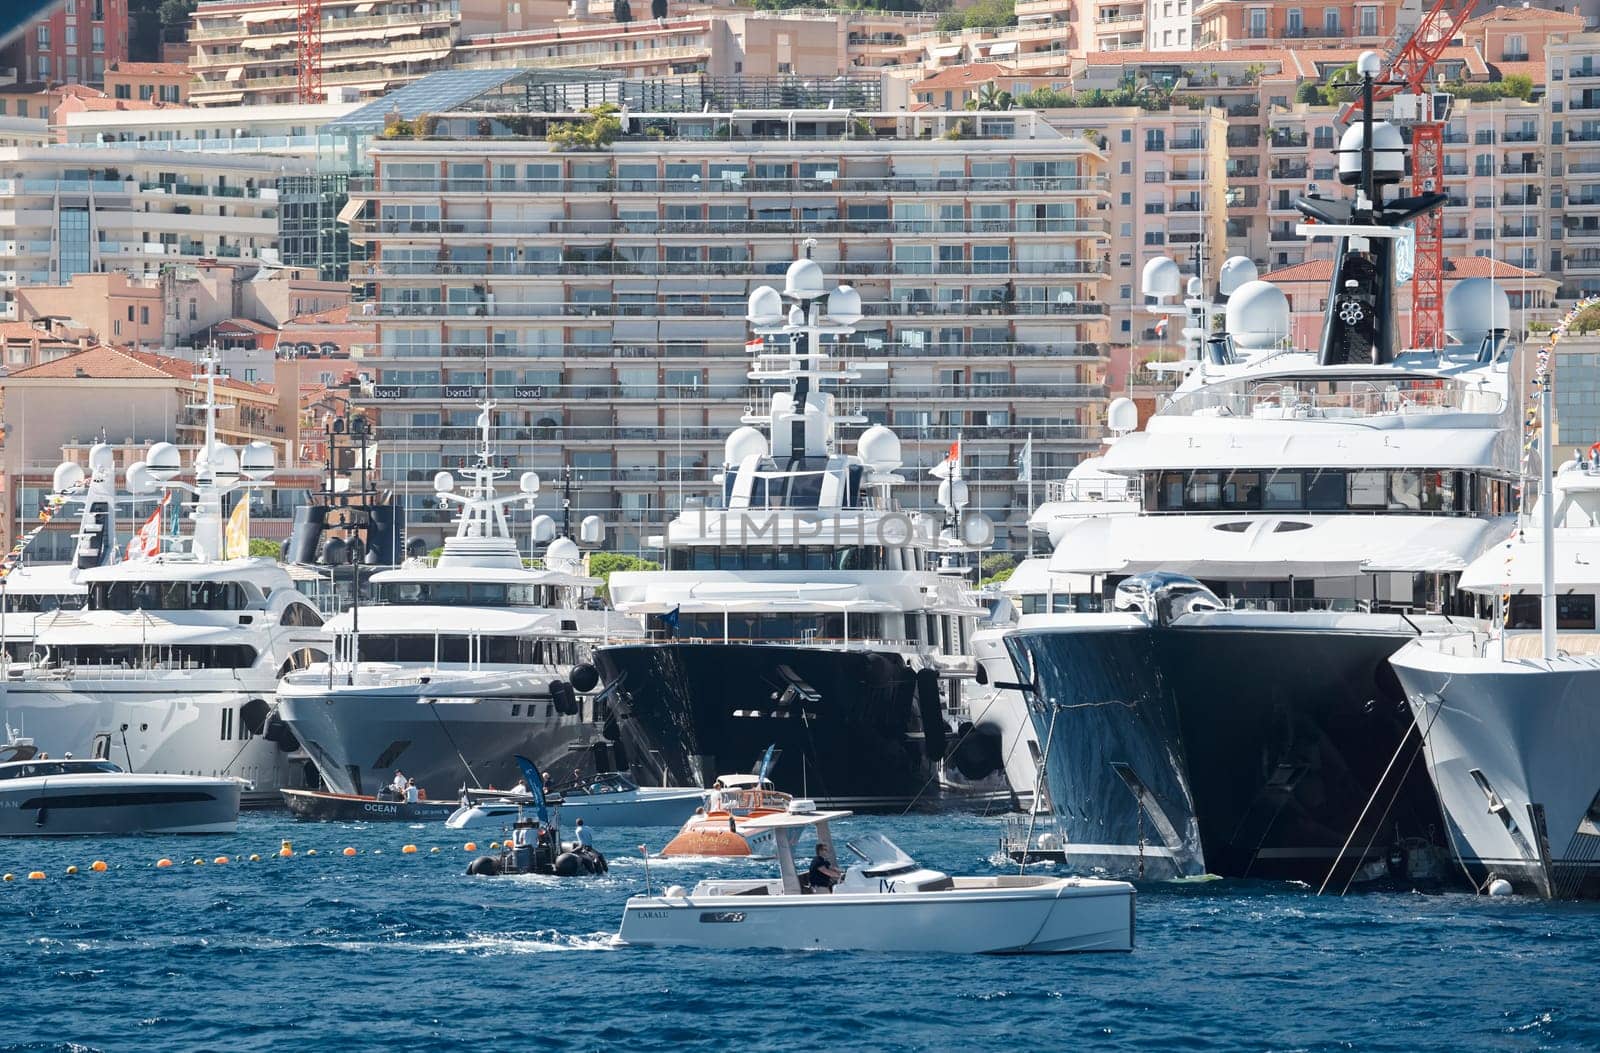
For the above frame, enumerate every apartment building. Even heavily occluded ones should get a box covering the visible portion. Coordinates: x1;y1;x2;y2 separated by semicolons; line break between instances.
2;0;129;87
1195;0;1400;49
57;99;359;147
1546;30;1600;295
344;78;1111;554
0;147;312;319
103;60;192;104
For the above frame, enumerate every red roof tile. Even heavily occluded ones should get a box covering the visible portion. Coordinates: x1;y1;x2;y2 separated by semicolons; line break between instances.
914;62;1017;92
1466;3;1585;25
4;345;273;394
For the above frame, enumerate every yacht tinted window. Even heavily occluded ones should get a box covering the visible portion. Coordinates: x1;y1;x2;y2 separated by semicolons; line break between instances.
1262;470;1303;509
90;580;249;611
1;592;82;613
51;644;259;668
1305;470;1346;510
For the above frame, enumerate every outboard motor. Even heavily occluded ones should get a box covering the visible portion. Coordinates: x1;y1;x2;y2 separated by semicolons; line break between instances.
1113;572;1225;627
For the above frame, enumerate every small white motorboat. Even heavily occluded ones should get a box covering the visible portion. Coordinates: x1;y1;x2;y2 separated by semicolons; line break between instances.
619;805;1135;955
0;746;241;836
446;771;705;830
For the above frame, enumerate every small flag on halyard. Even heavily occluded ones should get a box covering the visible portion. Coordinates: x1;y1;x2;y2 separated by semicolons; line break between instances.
745;337;764;352
1016;435;1033;483
1154;316;1169;336
126;491;170;561
929;438;961;479
224;495;250;560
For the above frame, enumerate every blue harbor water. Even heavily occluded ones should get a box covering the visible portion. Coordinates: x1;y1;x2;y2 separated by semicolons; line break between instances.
4;812;1597;1052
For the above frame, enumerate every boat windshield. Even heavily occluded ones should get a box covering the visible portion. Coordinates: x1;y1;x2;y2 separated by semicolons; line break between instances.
1161;373;1505;421
839;832;917;873
0;760;121;780
570;772;639;796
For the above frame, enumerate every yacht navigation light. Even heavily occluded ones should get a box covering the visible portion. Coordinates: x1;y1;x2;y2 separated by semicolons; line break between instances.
1356;49;1382;78
1217;256;1259;297
1141;256;1182;303
1224;280;1291;351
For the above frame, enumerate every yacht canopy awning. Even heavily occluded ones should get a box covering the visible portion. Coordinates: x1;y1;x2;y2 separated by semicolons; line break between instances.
1459;533;1600;594
1048;514;1501;579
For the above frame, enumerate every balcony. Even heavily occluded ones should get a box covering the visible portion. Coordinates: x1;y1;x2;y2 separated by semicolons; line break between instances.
1269;131;1308;148
364;257;1111;280
371;298;1112;320
1502;129;1541;143
356;174;1111;196
1571;129;1600;143
1501;191;1540;207
1169;170;1205;182
1270;164;1308;180
1502;160;1542;174
1169;137;1206;151
352;216;1111;238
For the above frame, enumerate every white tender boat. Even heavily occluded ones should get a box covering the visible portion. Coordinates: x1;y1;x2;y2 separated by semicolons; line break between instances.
0;743;240;836
446;772;706;829
618;807;1134;954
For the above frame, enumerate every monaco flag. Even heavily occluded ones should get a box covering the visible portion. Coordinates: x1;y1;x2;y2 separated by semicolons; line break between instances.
929;438;961;480
126;491;170;561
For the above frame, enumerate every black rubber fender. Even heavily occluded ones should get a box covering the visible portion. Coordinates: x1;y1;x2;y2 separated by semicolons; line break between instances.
553;851;581;877
569;663;600;693
915;668;947;760
466;856;503;877
241;698;271;737
263;712;299;753
551;680;579;717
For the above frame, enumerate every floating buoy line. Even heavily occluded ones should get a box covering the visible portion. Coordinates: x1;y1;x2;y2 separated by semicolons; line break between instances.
2;840;470;883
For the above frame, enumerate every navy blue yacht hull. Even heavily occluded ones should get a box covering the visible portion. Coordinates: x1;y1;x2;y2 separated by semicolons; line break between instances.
592;643;983;811
1007;621;1449;884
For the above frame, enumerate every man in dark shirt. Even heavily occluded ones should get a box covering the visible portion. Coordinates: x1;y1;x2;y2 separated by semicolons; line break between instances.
806;842;844;893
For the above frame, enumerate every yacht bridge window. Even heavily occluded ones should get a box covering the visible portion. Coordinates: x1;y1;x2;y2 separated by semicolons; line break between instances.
0;592;82;613
722;456;864;510
1144;469;1509;514
0;760;120;780
354;634;580;665
666;546;899;572
1018;593;1103;614
1506;594;1597;630
88;580;252;611
374;582;558;607
47;644;260;668
651;612;887;642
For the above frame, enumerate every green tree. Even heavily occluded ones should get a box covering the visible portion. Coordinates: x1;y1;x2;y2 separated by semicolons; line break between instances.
586;552;661;599
981;553;1016;583
1295;81;1321;105
546;104;623;152
248;538;281;560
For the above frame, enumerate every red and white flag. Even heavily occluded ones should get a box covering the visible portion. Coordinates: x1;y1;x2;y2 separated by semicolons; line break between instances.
745;337;764;352
929;438;962;480
126;491;170;561
1154;316;1169;336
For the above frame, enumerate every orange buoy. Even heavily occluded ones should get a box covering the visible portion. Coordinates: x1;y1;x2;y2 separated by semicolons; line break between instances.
27;871;45;880
214;856;229;865
90;860;107;872
278;839;294;858
343;847;357;857
464;842;477;852
402;844;417;854
156;858;173;868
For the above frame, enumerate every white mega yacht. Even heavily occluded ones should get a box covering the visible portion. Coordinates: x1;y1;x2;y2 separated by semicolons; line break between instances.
276;402;640;801
994;66;1523;882
1391;404;1600;899
592;250;1003;809
3;357;327;805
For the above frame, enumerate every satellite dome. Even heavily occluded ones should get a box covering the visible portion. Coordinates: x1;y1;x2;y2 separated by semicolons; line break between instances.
126;460;157;495
433;470;455;493
937;478;970;510
784;258;826;299
240;440;275;479
1142;256;1182;300
1218;256;1260;297
545;536;581;570
205;442;240;480
519;471;541;495
960;513;993;547
1445;278;1512;346
146;442;181;480
1106;397;1139;435
1224;280;1291;351
1338;121;1405;186
53;461;84;494
856;425;902;471
825;285;862;326
724;425;768;466
88;443;115;477
579;514;605;544
747;286;783;326
530;514;557;543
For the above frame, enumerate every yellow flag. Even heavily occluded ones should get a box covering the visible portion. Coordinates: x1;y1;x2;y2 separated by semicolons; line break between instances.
225;497;251;560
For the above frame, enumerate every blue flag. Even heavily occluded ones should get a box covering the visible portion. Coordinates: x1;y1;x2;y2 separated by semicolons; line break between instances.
513;755;550;825
661;605;680;638
756;743;777;784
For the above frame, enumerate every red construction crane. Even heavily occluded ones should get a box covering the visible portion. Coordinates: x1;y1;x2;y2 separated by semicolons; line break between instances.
296;0;324;104
1342;0;1479;349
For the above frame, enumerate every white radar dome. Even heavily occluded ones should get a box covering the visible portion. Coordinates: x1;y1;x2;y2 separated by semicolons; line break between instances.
1218;255;1260;297
519;471;541;495
1444;278;1512;345
545;536;581;570
88;443;116;478
724;425;768;466
960;513;993;547
784;257;826;299
1141;256;1182;300
126;460;157;495
530;514;557;543
205;441;240;480
938;478;970;510
1338;121;1405;186
579;514;605;544
825;285;863;326
433;470;455;493
747;286;784;326
145;442;182;480
1107;397;1139;435
856;425;902;471
52;461;84;494
1224;280;1292;351
240;440;275;479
